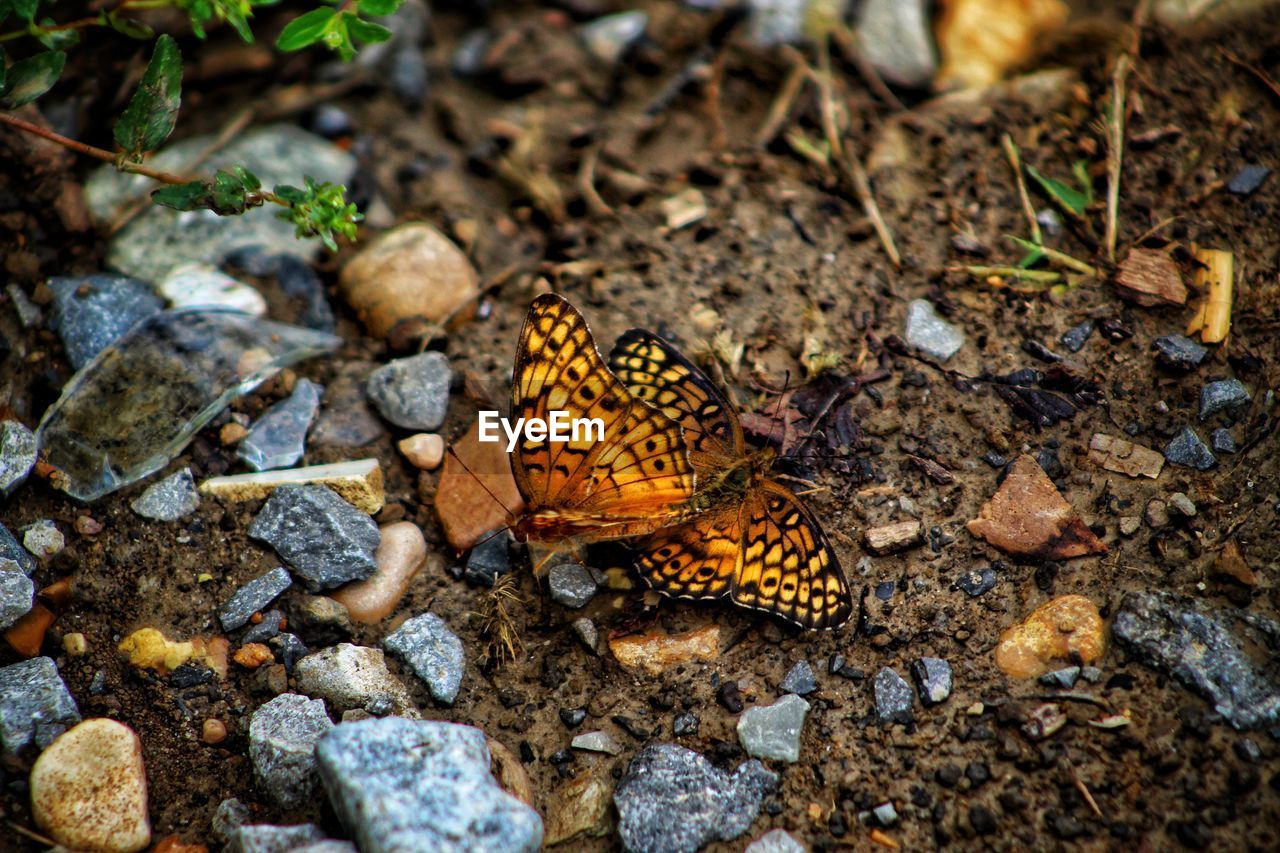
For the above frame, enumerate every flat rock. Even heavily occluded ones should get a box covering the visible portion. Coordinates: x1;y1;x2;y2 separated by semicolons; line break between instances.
316;718;542;851
86;125;356;283
1153;334;1207;369
331;521;428;623
610;625;721;676
366;351;451;431
967;454;1107;560
1087;433;1164;479
130;468;199;521
614;743;778;853
737;693;810;763
1113;591;1280;730
31;718;150;853
1200;379;1250;419
200;458;384;515
864;520;923;555
383;612;465;706
47;274;164;370
435;418;523;550
227;823;332;853
905;299;964;361
0;657;81;755
464;532;512;587
294;643;417;717
238;378;324;471
910;657;953;706
0;568;34;629
248;484;380;592
780;660;817;696
572;730;623;755
219;567;293;632
873;667;914;724
549;560;598;608
249;693;334;809
0;420;37;496
1164;426;1217;471
1226;164;1270;195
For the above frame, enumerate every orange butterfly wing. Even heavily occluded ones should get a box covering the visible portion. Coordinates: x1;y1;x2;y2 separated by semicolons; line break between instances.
510;295;695;541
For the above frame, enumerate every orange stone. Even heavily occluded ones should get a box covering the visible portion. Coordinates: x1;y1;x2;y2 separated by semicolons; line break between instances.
433;417;522;551
232;643;274;669
994;594;1106;678
967;455;1107;560
201;718;227;745
609;624;721;676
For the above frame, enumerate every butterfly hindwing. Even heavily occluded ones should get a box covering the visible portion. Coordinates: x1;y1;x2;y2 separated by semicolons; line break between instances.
511;295;695;531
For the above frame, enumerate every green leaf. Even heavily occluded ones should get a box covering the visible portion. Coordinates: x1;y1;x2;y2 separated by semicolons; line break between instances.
0;49;64;108
1025;164;1088;219
106;13;155;40
151;167;264;216
357;0;401;15
113;34;182;161
34;19;81;50
344;13;390;45
7;0;40;23
276;7;336;51
151;180;214;211
1071;159;1095;205
274;176;362;251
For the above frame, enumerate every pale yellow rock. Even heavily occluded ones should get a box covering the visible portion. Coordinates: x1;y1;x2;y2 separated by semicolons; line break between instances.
63;632;88;656
399;433;445;471
31;718;151;853
118;628;228;678
609;625;721;676
329;522;428;623
935;0;1069;91
338;223;479;338
199;458;384;514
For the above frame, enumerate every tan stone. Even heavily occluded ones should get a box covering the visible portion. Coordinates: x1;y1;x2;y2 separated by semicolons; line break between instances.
1088;433;1165;479
967;455;1107;560
399;433;445;471
609;624;721;676
1214;540;1257;587
31;719;151;853
864;520;923;555
434;418;522;551
330;522;428;623
339;223;479;339
545;768;613;845
488;737;533;808
199;458;384;514
994;595;1105;678
935;0;1069;90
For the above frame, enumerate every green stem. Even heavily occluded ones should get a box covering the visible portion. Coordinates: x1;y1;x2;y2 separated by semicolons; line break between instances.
0;110;190;184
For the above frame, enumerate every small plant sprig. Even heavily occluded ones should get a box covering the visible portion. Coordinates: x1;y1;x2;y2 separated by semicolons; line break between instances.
0;0;402;247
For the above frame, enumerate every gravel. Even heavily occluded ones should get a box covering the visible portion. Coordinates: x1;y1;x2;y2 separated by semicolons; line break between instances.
874;667;914;724
1199;379;1250;419
365;351;452;431
316;718;543;851
130;468;200;521
1153;334;1207;369
294;643;417;717
910;657;953;706
0;657;81;756
548;560;598;609
614;743;778;853
779;660;817;696
0;568;34;630
383;612;465;706
47;274;164;370
220;567;294;632
1164;427;1216;471
0;523;35;575
737;694;810;763
0;420;37;496
248;693;333;809
904;298;964;361
248;484;380;591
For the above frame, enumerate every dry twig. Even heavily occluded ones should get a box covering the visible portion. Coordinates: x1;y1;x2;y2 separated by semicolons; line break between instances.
1002;134;1043;245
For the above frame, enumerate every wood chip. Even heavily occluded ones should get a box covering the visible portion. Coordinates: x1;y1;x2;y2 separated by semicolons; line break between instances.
1115;248;1187;306
199;458;384;514
1087;433;1165;479
864;520;923;555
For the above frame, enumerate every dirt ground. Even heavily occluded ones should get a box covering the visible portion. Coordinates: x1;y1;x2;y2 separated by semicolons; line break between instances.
2;1;1279;850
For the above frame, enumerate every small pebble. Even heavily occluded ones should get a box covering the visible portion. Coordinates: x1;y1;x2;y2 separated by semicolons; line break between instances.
874;668;914;724
0;657;82;755
1211;428;1237;454
1200;379;1250;420
718;680;745;713
234;643;275;669
905;299;964;361
158;262;266;316
910;657;953;706
1168;492;1197;517
130;468;199;522
22;520;65;559
464;533;512;587
873;801;899;827
219;566;293;632
330;521;428;623
73;515;104;536
366;352;451;431
383;611;465;706
954;568;997;597
779;660;817;696
1153;334;1207;369
560;708;587;729
608;625;721;676
248;484;380;592
249;693;333;809
1226;164;1270;196
0;569;34;630
1119;516;1142;536
737;694;810;762
398;433;445;470
572;618;599;653
672;712;699;737
1059;320;1094;353
548;561;598;609
579;10;648;64
62;633;88;657
238;379;323;472
1164;427;1216;471
571;731;623;755
1039;666;1080;689
294;643;416;716
202;718;228;745
0;420;37;496
994;595;1105;678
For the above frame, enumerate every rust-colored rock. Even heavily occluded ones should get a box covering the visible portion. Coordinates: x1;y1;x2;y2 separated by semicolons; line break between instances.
434;417;522;551
609;624;721;676
967;455;1107;560
1115;248;1188;307
1214;540;1257;587
232;643;274;669
935;0;1069;90
995;595;1106;678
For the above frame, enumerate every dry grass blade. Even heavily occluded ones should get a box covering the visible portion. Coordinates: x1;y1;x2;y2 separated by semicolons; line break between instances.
1002;134;1043;245
476;573;525;663
1104;54;1130;263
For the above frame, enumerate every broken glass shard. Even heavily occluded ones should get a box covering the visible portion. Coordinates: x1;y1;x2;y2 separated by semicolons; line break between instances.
36;308;341;502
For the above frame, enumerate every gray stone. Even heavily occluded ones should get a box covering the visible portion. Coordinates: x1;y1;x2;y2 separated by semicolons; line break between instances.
249;693;334;809
746;0;846;46
1080;666;1105;684
384;612;465;706
910;657;953;706
0;569;35;630
1226;164;1270;195
130;467;199;521
672;712;699;737
1154;334;1207;369
220;566;294;631
223;249;336;334
857;0;936;87
86;125;356;283
239;379;324;471
905;299;964;361
874;667;914;724
1039;666;1080;689
316;718;543;852
1113;591;1280;730
365;351;451;431
737;693;810;763
746;829;807;853
1164;427;1216;471
249;484;379;591
211;797;250;843
1200;379;1250;419
1168;492;1197;517
294;643;417;717
22;520;64;558
572;730;623;755
1059;320;1095;353
0;420;37;496
548;561;597;609
0;657;81;756
579;11;648;63
1211;428;1237;454
0;523;35;575
572;617;599;653
243;610;284;644
47;274;164;370
779;660;817;696
270;633;311;673
615;743;778;853
228;823;327;853
310;368;386;448
873;801;899;826
954;568;997;597
463;532;511;587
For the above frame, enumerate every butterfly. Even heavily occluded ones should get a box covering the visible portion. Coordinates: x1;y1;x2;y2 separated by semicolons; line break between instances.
507;294;697;546
608;328;853;630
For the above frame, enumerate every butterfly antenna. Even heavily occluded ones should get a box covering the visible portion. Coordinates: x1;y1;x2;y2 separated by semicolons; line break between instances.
763;368;792;449
446;444;518;519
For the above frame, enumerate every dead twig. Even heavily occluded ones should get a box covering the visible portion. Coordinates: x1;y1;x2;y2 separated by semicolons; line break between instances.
1220;48;1280;105
1070;763;1105;818
829;23;907;113
1104;54;1130;262
576;143;615;219
1002;134;1043;246
755;54;809;147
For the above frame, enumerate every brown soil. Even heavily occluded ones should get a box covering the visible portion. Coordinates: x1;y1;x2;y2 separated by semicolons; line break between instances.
2;1;1278;850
